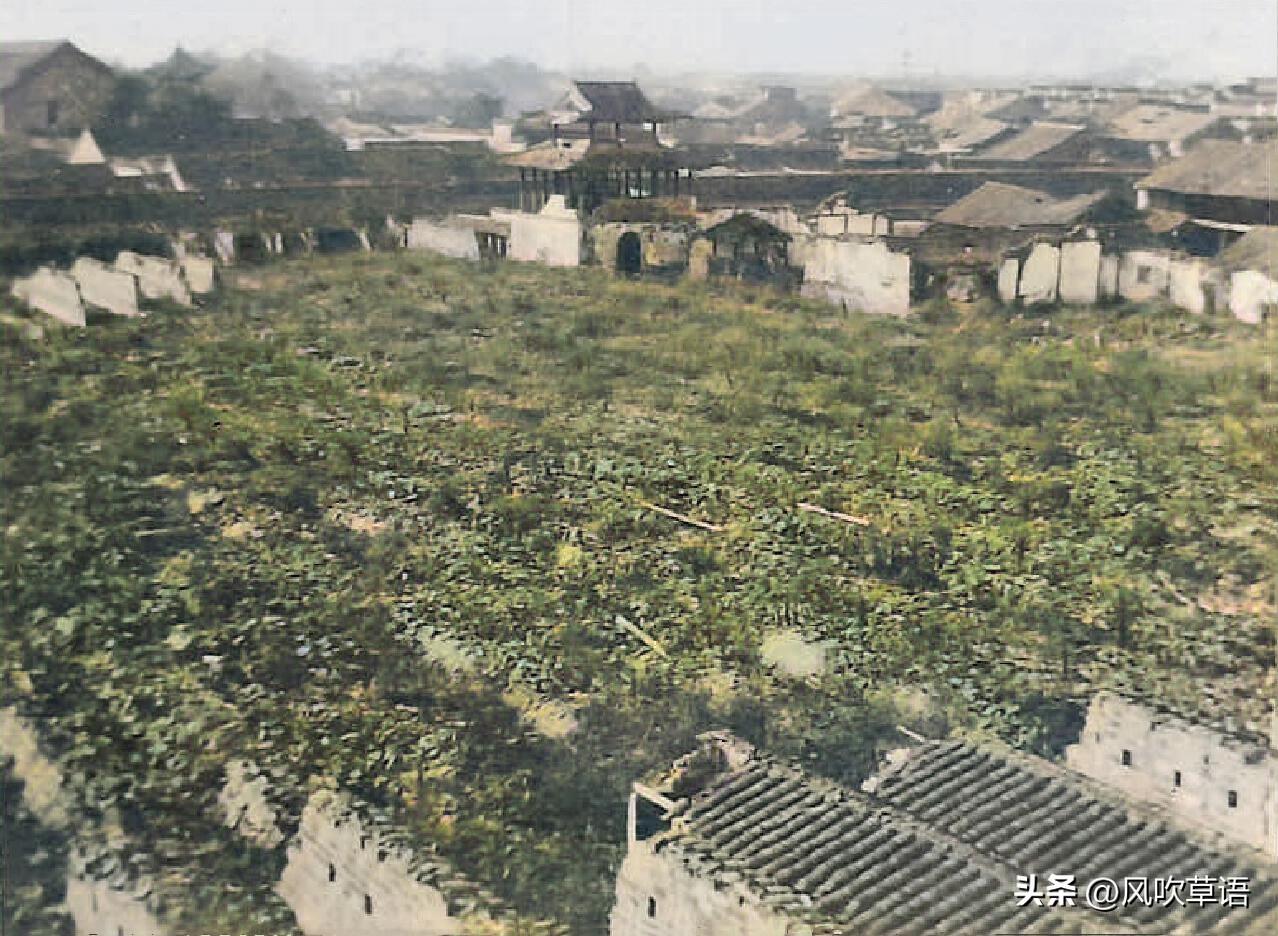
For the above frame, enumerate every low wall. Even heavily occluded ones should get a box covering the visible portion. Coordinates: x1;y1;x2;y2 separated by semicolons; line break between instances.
796;236;911;316
407;218;481;260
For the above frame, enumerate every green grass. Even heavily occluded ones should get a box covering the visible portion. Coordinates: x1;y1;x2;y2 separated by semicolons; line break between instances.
2;251;1276;932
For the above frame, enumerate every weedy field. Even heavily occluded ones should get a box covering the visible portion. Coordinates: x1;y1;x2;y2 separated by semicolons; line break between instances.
3;251;1276;932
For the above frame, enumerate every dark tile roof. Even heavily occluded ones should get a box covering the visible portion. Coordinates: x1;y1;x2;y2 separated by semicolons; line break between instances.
644;735;1278;935
573;81;665;124
970;121;1086;161
932;181;1105;228
659;752;1140;935
873;740;1278;935
1137;140;1278;202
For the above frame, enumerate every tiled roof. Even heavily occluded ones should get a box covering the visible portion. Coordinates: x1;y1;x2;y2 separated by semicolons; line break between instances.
873;740;1278;935
971;121;1086;161
1137;140;1278;202
647;736;1278;935
932;181;1104;228
1218;226;1278;274
660;753;1138;935
573;81;667;123
1104;104;1218;144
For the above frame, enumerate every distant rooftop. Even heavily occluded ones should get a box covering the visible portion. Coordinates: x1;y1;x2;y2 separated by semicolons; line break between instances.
932;181;1104;228
1138;140;1278;202
969;121;1086;161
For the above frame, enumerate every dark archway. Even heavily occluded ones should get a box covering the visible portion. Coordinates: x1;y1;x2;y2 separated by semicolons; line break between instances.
616;231;642;277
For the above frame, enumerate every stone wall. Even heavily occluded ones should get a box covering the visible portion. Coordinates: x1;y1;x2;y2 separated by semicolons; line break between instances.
796;236;911;316
591;223;691;274
1065;692;1277;858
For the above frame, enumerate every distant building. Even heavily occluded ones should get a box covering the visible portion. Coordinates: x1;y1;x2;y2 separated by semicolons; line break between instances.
0;40;115;136
967;120;1093;164
611;731;1278;935
506;80;690;214
1136;140;1278;226
918;180;1108;269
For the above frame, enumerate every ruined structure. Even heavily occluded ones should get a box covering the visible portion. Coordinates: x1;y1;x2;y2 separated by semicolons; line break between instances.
1066;692;1278;859
612;731;1278;935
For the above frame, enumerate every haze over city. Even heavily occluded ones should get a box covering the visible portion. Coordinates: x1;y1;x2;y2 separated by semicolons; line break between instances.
2;0;1276;82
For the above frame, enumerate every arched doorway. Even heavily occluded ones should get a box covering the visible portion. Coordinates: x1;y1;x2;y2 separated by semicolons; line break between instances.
616;231;642;277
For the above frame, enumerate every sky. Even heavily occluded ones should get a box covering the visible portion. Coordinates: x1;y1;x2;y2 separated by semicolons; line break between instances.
2;0;1275;82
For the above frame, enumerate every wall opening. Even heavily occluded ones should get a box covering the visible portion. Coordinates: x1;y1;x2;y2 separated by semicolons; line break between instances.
1121;749;1132;767
1173;771;1182;789
328;862;337;883
647;896;657;919
1228;791;1238;808
365;893;373;915
616;231;643;277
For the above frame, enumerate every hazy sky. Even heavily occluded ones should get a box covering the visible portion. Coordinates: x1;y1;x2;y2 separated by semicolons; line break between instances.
3;0;1275;81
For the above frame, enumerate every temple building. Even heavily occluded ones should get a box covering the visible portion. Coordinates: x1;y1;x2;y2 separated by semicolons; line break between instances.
507;80;692;214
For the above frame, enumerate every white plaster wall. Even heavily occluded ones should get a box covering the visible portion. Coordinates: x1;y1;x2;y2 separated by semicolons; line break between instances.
1058;241;1102;305
1168;257;1223;315
11;267;86;326
798;237;911;316
114;252;192;306
407;219;481;260
997;257;1020;305
610;845;791;936
1018;243;1060;304
218;758;283;848
1117;250;1171;303
1099;254;1120;299
65;872;167;936
214;231;235;264
181;256;216;295
71;258;141;318
505;196;583;267
1229;270;1278;325
277;790;465;936
1065;693;1277;857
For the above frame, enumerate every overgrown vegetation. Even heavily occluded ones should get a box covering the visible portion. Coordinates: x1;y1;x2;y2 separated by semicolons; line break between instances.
2;253;1275;931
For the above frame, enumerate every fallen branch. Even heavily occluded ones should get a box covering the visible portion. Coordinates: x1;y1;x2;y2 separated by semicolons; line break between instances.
642;503;724;533
797;502;871;527
615;615;670;659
